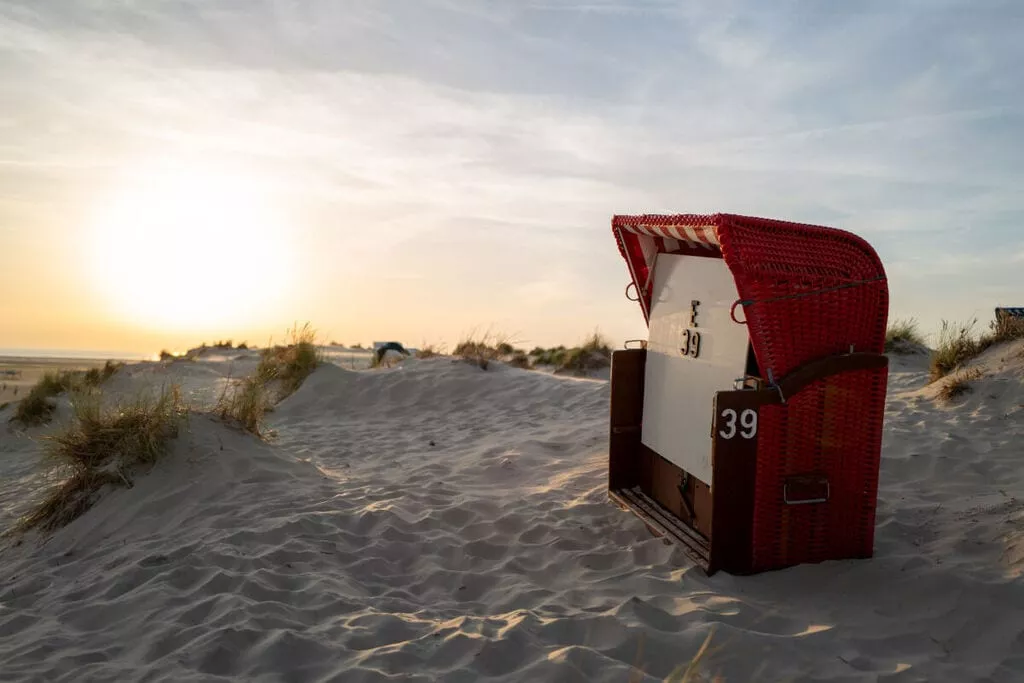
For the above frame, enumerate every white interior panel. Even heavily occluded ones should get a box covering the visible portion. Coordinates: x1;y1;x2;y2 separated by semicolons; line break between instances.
641;253;751;486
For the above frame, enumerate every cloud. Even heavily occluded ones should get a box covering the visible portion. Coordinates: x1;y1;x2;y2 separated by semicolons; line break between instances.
1;0;1023;346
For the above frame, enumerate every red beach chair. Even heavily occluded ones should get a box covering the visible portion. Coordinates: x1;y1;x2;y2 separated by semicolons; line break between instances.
607;213;889;575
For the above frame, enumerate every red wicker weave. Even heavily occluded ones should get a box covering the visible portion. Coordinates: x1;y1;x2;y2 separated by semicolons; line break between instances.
613;213;889;572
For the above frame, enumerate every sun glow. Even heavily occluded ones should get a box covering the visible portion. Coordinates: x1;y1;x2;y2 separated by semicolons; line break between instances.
87;163;294;331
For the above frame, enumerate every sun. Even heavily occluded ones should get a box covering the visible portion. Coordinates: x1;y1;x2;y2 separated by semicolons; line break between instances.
87;162;295;332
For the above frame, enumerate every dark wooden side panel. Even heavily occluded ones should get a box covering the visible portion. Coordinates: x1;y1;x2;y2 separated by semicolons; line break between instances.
709;390;760;575
609;349;647;491
644;447;712;540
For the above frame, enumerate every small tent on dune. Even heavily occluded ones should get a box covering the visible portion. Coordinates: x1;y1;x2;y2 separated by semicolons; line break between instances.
373;341;410;365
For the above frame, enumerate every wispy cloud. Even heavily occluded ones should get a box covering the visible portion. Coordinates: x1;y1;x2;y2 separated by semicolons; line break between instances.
2;0;1023;347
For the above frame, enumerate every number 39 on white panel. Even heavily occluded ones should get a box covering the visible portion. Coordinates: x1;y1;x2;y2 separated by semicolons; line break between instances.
718;408;758;440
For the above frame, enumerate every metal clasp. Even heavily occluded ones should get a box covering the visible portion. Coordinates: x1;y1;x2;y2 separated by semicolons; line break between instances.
784;479;830;505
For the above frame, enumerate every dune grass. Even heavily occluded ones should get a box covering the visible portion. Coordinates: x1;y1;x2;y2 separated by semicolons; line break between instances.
207;323;321;439
554;332;613;375
532;345;569;367
885;318;927;354
415;343;445;359
937;367;984;403
507;351;531;369
256;323;322;399
555;348;603;375
930;316;1024;381
16;385;186;533
10;324;319;531
10;361;124;427
931;319;980;381
523;333;615;374
207;323;323;437
581;331;612;356
12;375;65;425
983;313;1024;348
453;340;494;370
172;340;251;360
424;331;615;372
453;330;516;370
215;376;272;437
82;360;123;387
208;339;246;350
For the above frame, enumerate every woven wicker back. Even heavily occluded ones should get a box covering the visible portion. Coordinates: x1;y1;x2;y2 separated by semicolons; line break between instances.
716;213;888;378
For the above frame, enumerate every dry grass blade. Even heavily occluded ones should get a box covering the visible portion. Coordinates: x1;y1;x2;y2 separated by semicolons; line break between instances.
627;631;646;683
663;628;717;682
659;605;788;682
215;376;271;437
938;367;984;403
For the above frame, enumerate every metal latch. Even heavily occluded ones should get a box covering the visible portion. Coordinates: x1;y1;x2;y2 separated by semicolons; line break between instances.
784;475;830;505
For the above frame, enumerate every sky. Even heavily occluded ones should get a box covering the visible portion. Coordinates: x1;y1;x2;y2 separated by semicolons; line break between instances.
1;0;1022;356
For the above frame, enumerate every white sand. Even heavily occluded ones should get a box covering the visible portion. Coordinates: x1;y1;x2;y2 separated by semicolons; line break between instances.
2;345;1024;681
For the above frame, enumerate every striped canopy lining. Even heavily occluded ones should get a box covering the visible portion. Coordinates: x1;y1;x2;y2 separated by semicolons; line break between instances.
614;222;721;323
618;222;720;250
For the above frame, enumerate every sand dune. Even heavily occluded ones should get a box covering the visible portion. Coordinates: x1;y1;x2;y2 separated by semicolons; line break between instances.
2;347;1024;681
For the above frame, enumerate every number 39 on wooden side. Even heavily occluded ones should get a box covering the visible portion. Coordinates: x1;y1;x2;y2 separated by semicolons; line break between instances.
718;408;758;440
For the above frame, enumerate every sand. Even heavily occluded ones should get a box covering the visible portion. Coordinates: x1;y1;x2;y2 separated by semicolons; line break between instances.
0;357;119;406
2;345;1024;681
